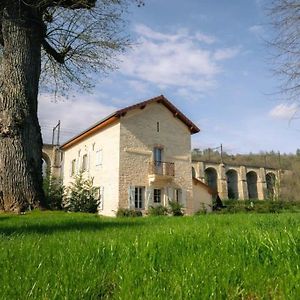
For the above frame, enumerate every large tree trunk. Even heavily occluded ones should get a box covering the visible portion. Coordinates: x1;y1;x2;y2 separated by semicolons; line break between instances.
0;4;45;212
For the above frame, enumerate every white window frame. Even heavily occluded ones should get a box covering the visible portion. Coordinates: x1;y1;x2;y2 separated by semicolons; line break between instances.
153;188;161;203
134;187;145;209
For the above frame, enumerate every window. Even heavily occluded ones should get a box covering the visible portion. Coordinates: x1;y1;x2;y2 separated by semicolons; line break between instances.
154;189;161;203
71;159;76;176
157;121;160;132
134;187;144;209
153;147;162;163
175;189;182;203
82;154;88;171
96;149;103;166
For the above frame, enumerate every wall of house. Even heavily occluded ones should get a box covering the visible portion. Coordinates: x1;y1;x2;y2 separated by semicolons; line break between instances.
192;181;213;213
62;122;121;216
118;102;194;213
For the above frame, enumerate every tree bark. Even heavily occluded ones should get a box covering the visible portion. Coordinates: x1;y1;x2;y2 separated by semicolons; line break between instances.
0;4;45;212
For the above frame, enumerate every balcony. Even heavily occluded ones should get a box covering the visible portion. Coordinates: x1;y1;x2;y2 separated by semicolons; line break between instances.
148;161;175;183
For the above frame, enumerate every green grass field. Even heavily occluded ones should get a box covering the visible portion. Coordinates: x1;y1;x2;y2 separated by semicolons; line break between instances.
0;212;300;299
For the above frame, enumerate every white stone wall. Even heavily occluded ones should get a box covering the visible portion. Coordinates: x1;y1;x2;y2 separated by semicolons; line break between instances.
192;181;212;213
118;102;194;213
62;122;121;216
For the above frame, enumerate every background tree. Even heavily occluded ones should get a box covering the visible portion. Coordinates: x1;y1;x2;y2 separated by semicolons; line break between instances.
0;0;143;212
268;0;300;99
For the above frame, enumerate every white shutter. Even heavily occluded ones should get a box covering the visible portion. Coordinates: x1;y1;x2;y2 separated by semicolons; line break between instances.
96;149;103;166
145;187;153;209
181;189;187;208
76;157;80;174
69;160;73;177
88;151;91;172
128;186;135;209
167;187;173;203
99;186;104;210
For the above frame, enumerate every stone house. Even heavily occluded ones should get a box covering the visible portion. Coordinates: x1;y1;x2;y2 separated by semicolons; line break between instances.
60;95;213;216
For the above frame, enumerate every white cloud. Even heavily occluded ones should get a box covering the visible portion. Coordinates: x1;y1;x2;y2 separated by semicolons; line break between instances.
38;93;117;144
119;24;239;93
213;47;240;61
249;25;264;36
269;103;299;120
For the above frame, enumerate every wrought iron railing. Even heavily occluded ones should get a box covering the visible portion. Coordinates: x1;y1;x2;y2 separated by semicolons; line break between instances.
148;161;175;177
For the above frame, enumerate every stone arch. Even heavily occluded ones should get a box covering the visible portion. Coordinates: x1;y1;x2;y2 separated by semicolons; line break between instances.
247;171;258;199
266;172;276;199
226;169;238;199
204;167;218;192
42;152;51;177
192;166;196;178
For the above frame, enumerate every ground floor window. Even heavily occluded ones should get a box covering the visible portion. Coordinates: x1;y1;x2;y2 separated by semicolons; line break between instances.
175;189;182;203
135;187;144;209
153;188;161;203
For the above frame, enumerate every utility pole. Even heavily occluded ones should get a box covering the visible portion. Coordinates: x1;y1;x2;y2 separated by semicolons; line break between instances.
52;120;61;146
220;143;223;164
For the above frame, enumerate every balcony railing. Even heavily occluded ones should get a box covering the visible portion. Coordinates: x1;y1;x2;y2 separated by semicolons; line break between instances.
148;161;175;177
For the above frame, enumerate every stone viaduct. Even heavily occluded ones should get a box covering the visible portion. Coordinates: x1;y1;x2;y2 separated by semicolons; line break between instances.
42;144;62;178
192;161;281;200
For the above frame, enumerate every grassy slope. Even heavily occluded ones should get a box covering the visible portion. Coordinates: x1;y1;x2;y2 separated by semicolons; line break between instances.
0;211;299;299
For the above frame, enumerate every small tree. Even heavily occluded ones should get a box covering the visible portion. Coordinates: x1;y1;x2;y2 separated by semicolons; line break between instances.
43;173;64;210
65;172;98;213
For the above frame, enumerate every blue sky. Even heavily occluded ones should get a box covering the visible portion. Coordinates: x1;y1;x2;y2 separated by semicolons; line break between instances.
39;0;300;154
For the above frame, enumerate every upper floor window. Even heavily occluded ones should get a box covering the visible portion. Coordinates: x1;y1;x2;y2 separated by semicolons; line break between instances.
157;121;160;132
71;159;76;176
82;154;88;171
95;149;103;166
153;147;162;163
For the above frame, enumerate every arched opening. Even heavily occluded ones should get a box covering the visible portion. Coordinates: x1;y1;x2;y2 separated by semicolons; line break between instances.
226;169;238;199
266;173;276;199
247;171;258;199
42;152;51;178
204;167;218;193
192;167;196;178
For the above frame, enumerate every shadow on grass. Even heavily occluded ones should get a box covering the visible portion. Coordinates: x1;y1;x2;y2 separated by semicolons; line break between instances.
0;218;144;236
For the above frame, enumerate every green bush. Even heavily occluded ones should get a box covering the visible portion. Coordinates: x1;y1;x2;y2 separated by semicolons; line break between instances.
43;173;64;210
65;173;98;213
116;208;143;217
148;205;168;216
218;200;300;214
168;201;184;216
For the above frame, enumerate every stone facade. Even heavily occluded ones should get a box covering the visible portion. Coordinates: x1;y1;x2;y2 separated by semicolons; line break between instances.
57;96;212;216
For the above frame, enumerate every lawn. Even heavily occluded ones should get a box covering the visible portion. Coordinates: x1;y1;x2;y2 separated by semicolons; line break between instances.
0;211;299;299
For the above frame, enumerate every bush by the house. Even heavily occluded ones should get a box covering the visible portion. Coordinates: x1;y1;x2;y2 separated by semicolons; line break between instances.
168;201;184;216
65;173;98;213
148;205;168;216
116;208;143;217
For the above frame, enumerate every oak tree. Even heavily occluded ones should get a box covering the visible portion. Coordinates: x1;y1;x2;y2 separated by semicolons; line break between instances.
0;0;143;212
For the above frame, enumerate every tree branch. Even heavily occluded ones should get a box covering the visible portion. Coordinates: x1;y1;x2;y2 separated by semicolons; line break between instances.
46;0;96;9
42;38;71;63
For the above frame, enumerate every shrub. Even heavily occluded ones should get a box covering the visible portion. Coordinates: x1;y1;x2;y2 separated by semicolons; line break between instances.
65;172;98;213
148;205;168;216
43;173;64;210
116;208;143;217
168;201;184;216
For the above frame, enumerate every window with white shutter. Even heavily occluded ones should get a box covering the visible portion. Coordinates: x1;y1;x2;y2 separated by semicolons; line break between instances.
96;149;103;166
